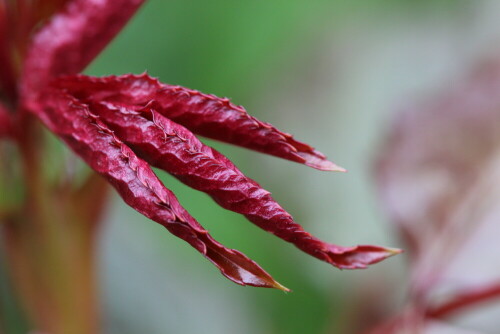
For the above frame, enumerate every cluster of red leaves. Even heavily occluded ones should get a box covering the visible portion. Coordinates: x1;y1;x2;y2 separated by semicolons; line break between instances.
0;0;399;290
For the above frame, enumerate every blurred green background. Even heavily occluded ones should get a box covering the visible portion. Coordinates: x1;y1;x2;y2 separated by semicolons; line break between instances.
4;0;500;333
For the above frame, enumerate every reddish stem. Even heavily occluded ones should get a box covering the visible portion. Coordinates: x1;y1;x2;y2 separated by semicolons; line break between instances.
426;283;500;319
1;113;106;333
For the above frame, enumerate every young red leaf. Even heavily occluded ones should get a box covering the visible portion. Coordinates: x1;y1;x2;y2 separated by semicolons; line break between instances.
21;0;145;96
54;79;399;270
51;74;345;171
32;88;288;291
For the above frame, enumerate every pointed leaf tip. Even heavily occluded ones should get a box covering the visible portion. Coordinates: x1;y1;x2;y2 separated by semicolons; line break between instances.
298;152;347;172
203;243;289;290
274;282;291;292
325;245;402;269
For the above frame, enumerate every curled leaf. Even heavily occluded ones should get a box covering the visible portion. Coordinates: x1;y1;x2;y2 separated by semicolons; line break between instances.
53;74;399;270
33;88;288;291
52;74;345;171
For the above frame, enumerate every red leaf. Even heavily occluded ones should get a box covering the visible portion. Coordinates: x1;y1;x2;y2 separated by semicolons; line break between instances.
32;88;288;291
52;74;345;171
53;74;400;270
21;0;145;97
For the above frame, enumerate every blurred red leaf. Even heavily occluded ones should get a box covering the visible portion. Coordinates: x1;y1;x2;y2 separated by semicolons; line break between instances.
372;57;500;332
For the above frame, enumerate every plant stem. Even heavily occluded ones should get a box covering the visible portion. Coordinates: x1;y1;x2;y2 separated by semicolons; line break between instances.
0;114;109;334
426;283;500;319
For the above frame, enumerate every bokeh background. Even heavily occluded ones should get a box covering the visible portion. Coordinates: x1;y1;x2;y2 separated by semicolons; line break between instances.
3;0;500;333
